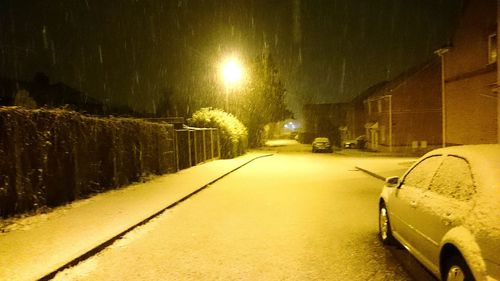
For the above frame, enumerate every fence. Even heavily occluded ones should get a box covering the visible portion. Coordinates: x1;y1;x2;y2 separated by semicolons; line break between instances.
175;127;220;170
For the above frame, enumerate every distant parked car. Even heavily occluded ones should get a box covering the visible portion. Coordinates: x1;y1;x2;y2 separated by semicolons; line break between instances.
356;135;366;150
342;139;357;149
312;137;332;153
378;144;500;281
343;135;367;149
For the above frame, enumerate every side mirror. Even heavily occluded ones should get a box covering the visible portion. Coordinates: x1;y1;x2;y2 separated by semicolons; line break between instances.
385;176;400;188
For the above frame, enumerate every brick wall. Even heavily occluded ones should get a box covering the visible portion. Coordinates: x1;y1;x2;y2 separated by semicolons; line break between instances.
446;71;497;144
443;0;498;145
365;60;442;153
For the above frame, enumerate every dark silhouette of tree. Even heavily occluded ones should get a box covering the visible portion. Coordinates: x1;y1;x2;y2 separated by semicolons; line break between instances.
155;87;175;117
236;47;292;147
31;72;52;106
33;72;50;87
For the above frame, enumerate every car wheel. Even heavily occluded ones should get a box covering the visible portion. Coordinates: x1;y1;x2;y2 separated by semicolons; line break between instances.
443;254;474;281
379;203;396;245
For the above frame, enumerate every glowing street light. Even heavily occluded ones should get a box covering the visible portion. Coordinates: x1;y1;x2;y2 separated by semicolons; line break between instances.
222;58;243;86
220;56;244;111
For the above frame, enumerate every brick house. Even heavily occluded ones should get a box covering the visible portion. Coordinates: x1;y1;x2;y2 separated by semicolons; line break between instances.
498;1;500;141
364;59;442;153
437;0;498;145
343;81;387;144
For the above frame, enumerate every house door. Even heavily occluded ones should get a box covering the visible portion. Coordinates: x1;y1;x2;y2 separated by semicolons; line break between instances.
370;129;378;149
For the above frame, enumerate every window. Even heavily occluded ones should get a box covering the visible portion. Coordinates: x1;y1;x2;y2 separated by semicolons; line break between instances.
377;99;382;113
488;33;497;64
403;155;442;189
367;101;372;115
429;156;475;201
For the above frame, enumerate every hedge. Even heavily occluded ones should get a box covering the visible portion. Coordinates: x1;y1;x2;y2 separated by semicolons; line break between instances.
0;107;176;217
188;108;247;159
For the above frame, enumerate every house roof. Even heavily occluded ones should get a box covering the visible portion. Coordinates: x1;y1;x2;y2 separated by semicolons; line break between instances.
350;81;388;104
367;57;441;99
0;76;104;113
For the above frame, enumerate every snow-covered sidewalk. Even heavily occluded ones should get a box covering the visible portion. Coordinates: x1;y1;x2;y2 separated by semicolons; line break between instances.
0;152;271;281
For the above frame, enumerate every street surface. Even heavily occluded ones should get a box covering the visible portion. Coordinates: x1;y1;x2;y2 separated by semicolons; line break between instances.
53;143;434;280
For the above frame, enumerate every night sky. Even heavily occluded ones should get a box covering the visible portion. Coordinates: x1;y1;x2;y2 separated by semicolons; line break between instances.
0;0;463;116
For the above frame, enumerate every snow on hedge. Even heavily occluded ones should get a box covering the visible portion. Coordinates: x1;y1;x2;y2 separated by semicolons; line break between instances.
189;108;248;159
0;106;176;217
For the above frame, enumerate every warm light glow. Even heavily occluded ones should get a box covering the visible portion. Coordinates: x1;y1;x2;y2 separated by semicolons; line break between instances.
283;120;299;131
221;57;243;87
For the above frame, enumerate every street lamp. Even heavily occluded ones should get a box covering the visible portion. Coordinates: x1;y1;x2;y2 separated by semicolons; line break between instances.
221;56;244;111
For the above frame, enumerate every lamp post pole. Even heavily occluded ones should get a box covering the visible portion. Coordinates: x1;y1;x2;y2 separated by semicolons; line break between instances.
225;86;229;112
435;47;449;148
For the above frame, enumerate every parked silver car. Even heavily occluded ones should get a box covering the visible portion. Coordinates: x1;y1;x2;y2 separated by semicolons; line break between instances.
311;137;332;153
379;144;500;281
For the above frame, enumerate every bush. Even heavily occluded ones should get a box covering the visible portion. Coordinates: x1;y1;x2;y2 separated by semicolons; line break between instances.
189;108;247;158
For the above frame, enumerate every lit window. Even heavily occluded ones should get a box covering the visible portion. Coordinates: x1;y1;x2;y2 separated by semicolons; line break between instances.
377;100;382;113
488;33;497;64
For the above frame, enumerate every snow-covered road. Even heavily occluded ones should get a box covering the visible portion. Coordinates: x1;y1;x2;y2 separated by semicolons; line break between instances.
53;152;426;280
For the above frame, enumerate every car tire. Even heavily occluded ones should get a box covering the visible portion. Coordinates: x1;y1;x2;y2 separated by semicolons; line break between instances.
442;254;474;281
379;203;396;245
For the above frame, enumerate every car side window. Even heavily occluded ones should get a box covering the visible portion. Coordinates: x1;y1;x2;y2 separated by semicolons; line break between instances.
429;156;475;201
403;155;442;189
